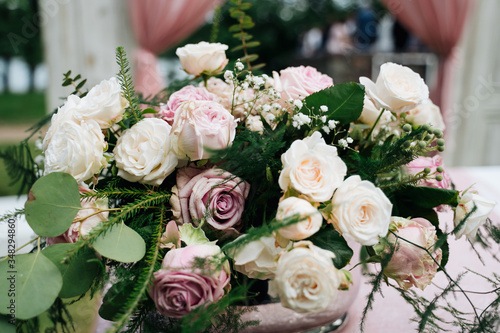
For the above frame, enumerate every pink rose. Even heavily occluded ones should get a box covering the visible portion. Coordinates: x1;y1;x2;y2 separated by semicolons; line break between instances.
170;167;250;231
273;66;333;101
170;100;237;161
159;86;219;125
47;185;108;245
202;77;256;119
381;217;442;291
405;155;451;189
150;244;230;318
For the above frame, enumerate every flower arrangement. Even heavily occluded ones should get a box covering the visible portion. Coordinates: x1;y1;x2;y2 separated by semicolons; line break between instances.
1;10;499;333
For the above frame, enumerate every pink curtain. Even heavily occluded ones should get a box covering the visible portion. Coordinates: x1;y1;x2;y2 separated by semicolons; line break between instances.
129;0;225;96
381;0;475;127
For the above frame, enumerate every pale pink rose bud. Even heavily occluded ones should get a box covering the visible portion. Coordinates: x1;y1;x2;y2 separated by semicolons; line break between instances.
176;42;229;76
149;244;230;318
381;217;442;291
170;167;250;231
170;100;237;161
454;191;496;240
159;85;219;125
405;155;451;190
273;66;333;102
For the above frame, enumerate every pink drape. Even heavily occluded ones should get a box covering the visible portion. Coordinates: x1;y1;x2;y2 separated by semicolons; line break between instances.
381;0;475;127
129;0;225;96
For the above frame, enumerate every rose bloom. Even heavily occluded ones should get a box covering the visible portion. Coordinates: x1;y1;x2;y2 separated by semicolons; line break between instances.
114;118;178;186
176;42;229;76
275;197;323;241
245;115;264;134
231;235;291;280
359;62;429;112
405;155;451;190
73;77;129;129
159;85;219;125
170;100;237;161
380;217;442;291
170;167;250;230
405;99;445;131
150;244;230;318
43;119;107;182
273;66;333;101
279;131;347;203
323;175;392;246
454;191;496;240
47;185;108;245
358;95;393;127
269;241;341;313
202;77;256;119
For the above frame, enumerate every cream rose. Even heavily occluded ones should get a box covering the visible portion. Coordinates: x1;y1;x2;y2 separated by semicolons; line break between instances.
359;62;429;112
170;101;237;161
273;66;333;101
405;98;445;131
43;119;107;182
73;77;128;129
231;235;291;280
275;197;323;241
454;191;496;240
269;241;341;313
176;42;229;76
245;115;264;134
114;118;178;186
279;131;347;202
323;175;392;246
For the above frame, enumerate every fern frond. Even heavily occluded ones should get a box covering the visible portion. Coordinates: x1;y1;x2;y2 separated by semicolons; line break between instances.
115;46;142;125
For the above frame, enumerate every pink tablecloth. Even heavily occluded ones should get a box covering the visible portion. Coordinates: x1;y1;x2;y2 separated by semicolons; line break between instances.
339;167;500;332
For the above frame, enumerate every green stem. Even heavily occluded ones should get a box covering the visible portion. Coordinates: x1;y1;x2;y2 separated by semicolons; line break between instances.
365;108;386;142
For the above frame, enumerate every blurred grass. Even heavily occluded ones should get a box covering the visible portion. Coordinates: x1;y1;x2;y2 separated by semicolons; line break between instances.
0;92;46;123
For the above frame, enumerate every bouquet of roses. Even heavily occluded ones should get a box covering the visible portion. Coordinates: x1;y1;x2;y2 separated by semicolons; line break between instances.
1;36;498;333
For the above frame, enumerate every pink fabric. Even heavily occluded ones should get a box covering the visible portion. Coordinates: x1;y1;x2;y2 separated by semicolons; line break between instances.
129;0;225;96
381;0;475;130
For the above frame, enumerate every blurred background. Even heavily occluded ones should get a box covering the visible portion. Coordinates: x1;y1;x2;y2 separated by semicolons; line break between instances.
1;0;499;197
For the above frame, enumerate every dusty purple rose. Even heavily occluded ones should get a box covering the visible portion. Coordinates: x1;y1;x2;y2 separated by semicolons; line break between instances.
159;86;219;125
170;167;250;230
149;244;230;318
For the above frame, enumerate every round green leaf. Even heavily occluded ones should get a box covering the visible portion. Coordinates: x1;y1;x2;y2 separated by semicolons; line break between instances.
0;315;16;333
0;252;63;320
25;172;81;237
93;222;146;263
42;244;101;298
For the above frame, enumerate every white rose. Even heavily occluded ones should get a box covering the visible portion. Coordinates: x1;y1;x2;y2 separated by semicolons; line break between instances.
231;236;291;280
245;115;264;134
176;42;229;76
114;118;178;186
42;95;82;149
405;99;445;131
43;119;107;182
269;241;341;313
276;197;323;241
323;175;392;246
454;191;496;240
360;62;429;112
279;131;347;202
74;77;128;129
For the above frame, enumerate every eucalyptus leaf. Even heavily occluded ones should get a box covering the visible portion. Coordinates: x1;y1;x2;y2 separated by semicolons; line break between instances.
93;222;146;263
0;315;15;333
301;83;364;125
179;224;214;246
42;243;101;298
307;227;353;269
0;252;63;320
98;281;131;321
25;172;81;237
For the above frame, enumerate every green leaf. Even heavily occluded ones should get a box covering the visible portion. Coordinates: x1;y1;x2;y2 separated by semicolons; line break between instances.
301;83;365;125
240;54;258;63
306;227;353;269
25;172;81;237
229;24;241;33
93;222;146;263
42;243;101;298
98;281;130;321
391;186;459;212
141;108;158;115
0;315;15;333
179;224;214;246
62;78;72;87
75;79;87;90
0;252;63;320
239;2;252;10
241;21;255;29
229;9;245;18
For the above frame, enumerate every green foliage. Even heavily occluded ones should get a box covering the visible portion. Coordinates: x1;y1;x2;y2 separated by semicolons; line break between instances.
0;251;63;320
115;46;143;125
61;71;88;97
93;222;146;263
306;226;353;269
24;172;81;237
0;142;39;196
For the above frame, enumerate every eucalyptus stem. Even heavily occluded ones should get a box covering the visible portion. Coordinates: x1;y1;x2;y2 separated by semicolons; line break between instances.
0;236;41;262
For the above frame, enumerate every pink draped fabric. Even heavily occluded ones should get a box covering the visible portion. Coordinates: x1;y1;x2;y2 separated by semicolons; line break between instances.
381;0;475;128
129;0;225;96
